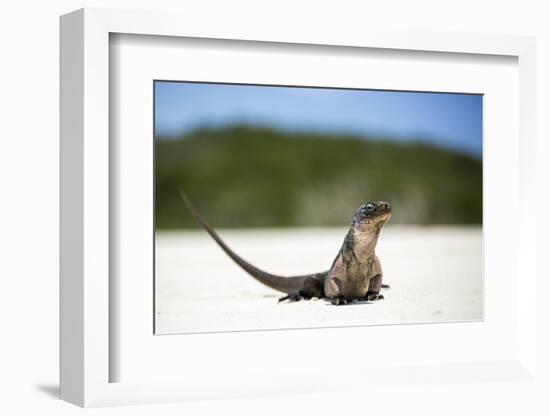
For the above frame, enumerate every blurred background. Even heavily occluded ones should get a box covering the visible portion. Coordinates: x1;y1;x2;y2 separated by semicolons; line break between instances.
154;82;482;229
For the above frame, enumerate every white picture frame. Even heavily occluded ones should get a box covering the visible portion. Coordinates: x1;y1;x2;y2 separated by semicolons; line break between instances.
60;7;537;407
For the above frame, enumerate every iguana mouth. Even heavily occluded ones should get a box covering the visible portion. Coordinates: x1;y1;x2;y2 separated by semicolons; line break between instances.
352;201;392;231
357;201;392;221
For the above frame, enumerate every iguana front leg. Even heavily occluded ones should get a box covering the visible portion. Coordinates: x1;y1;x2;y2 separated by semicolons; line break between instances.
364;256;384;301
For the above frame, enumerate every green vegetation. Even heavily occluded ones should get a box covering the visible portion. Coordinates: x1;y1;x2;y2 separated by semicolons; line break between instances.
156;125;482;229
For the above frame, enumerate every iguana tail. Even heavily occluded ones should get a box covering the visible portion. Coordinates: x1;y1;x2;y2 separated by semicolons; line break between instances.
179;190;317;295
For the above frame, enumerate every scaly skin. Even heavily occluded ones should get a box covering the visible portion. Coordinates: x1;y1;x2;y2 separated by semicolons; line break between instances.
180;191;391;304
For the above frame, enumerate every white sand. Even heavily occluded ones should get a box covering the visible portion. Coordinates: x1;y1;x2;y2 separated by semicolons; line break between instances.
155;226;482;334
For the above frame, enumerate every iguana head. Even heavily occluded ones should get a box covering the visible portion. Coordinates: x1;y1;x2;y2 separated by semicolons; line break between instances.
353;201;392;230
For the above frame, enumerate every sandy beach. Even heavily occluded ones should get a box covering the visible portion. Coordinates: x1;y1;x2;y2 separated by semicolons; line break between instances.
155;226;482;334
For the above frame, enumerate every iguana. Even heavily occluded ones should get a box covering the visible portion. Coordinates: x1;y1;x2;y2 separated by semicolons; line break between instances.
180;191;391;305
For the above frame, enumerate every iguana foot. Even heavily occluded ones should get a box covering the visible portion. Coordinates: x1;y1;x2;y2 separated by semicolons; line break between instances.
278;293;303;303
331;297;350;305
366;293;384;301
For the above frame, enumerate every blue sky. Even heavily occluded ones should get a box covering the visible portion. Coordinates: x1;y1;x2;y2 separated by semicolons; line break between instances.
155;81;483;157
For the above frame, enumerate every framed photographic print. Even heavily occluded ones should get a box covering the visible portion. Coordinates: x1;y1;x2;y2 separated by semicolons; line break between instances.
153;81;483;334
60;8;537;407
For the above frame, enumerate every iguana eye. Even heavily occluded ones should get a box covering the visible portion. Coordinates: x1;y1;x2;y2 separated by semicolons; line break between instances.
366;203;375;212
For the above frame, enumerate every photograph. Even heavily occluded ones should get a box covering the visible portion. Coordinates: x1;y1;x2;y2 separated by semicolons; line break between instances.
154;81;483;334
